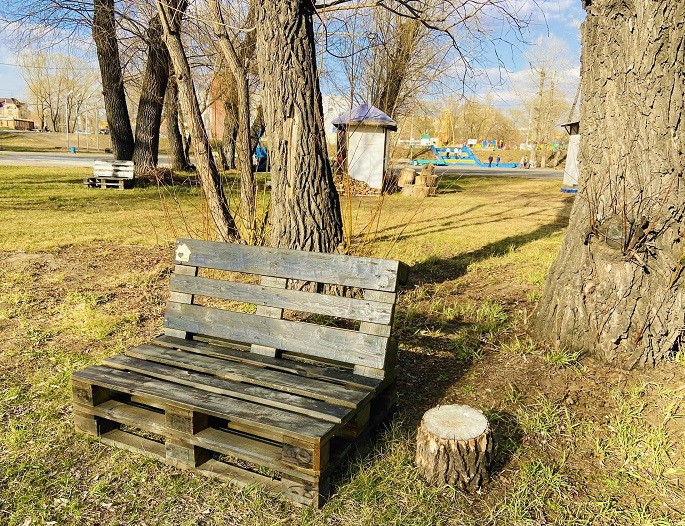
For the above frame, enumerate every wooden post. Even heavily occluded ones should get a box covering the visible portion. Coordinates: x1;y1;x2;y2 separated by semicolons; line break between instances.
415;405;491;492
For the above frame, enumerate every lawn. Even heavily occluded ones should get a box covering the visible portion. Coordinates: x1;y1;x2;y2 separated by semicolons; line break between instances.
1;165;684;525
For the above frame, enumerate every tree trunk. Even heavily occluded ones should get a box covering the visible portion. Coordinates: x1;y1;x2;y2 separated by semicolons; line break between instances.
255;0;343;252
210;0;256;238
164;73;191;171
133;15;169;177
534;0;685;368
156;0;239;241
221;99;238;170
93;0;134;160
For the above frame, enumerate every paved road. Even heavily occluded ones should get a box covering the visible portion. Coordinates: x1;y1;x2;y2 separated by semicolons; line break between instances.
393;163;563;180
0;151;564;180
0;151;173;168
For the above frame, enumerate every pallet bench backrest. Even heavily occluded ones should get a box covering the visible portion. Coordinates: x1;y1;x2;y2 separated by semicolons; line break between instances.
93;160;135;179
165;239;408;378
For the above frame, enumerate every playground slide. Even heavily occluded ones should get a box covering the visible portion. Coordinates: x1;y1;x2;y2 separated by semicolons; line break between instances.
459;146;518;168
411;146;518;168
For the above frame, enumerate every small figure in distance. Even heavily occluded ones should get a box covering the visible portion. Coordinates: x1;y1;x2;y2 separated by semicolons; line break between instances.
520;155;525;168
496;155;500;167
488;155;493;168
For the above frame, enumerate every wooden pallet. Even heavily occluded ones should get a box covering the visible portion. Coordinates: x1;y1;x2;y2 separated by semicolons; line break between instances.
85;160;135;189
84;177;134;189
72;239;407;507
73;337;396;506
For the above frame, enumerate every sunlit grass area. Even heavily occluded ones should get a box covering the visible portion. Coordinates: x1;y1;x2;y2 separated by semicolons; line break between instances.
1;165;684;524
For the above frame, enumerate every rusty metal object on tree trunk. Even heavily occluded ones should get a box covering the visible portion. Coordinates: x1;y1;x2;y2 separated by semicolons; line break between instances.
416;405;491;492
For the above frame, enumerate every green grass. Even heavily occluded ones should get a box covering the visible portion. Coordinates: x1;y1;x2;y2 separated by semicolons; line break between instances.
2;165;685;524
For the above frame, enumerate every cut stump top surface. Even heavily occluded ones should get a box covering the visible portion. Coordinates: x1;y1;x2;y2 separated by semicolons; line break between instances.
422;405;488;441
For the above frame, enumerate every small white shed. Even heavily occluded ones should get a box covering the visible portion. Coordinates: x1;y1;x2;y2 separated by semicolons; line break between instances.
561;121;580;188
333;103;397;189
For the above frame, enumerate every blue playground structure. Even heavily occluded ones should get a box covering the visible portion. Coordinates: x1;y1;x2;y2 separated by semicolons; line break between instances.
411;145;518;168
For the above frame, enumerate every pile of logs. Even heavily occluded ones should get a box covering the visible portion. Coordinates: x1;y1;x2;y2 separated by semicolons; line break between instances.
333;173;380;196
398;164;439;197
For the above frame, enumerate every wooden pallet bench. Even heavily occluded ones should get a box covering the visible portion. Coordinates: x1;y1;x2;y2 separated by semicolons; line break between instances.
72;238;408;507
84;160;135;189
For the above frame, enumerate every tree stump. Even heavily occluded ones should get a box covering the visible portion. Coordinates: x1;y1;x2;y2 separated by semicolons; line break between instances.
398;168;416;187
416;405;492;492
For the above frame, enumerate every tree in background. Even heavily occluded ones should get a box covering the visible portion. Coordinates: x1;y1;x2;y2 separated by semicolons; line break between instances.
535;0;685;368
19;52;100;132
132;14;170;176
155;0;239;241
439;98;519;146
93;0;135;160
518;35;574;166
210;0;257;236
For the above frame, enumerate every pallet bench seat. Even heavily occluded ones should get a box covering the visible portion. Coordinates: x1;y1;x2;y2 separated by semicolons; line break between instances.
84;160;135;189
72;238;408;507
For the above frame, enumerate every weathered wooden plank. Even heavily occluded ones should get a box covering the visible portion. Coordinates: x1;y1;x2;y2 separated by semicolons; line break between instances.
72;365;334;443
153;335;380;391
100;428;167;459
252;276;286;357
164;302;387;369
173;238;403;292
195;458;283;493
169;274;394;325
100;429;284;493
75;399;167;436
167;265;197;339
124;344;371;408
104;354;349;423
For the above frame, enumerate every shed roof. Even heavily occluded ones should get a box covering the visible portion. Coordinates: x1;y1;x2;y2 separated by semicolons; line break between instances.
333;103;397;131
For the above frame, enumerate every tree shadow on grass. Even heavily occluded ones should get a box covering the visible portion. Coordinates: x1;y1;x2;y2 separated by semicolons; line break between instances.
387;197;573;476
408;197;574;286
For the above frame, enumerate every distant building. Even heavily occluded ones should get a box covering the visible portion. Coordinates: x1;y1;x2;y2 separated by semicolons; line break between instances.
322;96;350;145
333;103;397;189
0;97;34;130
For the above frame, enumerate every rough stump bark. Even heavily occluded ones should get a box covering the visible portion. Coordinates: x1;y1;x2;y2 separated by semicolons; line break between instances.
416;405;491;492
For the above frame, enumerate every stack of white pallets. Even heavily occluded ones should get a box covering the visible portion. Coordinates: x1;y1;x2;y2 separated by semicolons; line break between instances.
84;160;135;189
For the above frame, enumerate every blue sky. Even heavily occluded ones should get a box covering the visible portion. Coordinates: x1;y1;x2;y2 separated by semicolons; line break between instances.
0;0;585;107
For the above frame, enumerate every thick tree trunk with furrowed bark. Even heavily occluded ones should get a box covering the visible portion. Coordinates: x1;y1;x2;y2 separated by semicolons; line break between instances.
535;0;685;368
93;0;134;160
255;0;343;252
133;15;169;176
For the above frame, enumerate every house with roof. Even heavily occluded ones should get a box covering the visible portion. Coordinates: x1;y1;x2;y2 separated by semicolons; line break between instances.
0;98;34;131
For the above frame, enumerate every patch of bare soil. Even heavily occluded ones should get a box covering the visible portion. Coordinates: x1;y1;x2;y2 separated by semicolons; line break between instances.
3;243;685;520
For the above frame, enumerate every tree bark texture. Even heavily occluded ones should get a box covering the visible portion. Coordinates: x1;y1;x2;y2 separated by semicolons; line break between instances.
93;0;134;160
156;0;239;241
164;74;191;171
535;0;685;368
416;405;491;492
133;15;169;176
221;99;238;170
255;0;343;252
